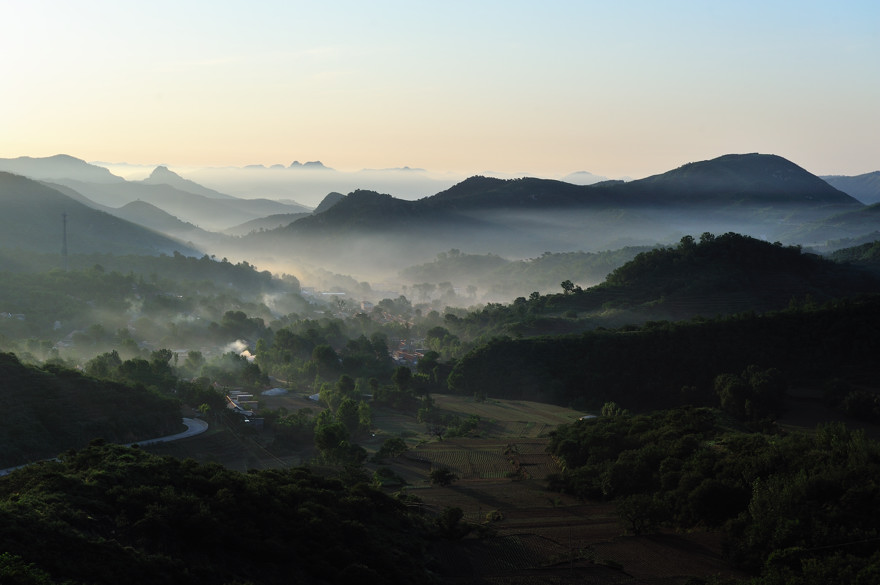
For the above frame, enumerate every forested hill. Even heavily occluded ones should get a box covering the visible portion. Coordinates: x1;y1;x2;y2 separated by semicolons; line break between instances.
447;294;880;410
624;153;856;205
274;153;859;234
0;352;181;468
595;232;880;311
0;443;433;584
0;172;199;256
454;233;880;339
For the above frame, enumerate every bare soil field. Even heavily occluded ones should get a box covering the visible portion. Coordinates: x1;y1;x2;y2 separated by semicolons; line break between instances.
148;394;750;583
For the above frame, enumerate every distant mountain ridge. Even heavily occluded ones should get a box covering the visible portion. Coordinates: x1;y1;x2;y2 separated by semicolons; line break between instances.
0;172;199;256
822;171;880;205
142;165;237;200
0;154;123;184
0;155;312;231
238;153;867;277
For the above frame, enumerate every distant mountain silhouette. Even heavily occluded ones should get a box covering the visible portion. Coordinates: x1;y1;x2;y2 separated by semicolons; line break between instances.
0;172;199;256
222;212;311;236
562;170;610;185
142;166;238;200
0;156;311;231
312;192;346;214
290;160;331;170
419;154;858;211
627;153;857;205
236;154;868;277
0;154;123;184
48;178;308;231
822;171;880;205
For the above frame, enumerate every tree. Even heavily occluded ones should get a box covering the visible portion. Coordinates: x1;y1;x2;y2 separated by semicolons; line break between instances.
312;344;339;378
392;366;412;393
616;494;663;535
373;437;408;462
430;468;458;487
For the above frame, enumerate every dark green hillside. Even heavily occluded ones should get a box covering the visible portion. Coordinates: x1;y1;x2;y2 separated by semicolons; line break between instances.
780;203;880;246
593;232;879;314
447;294;880;409
0;172;199;256
0;252;300;343
830;240;880;264
0;443;432;584
0;352;181;468
449;233;880;340
546;409;880;583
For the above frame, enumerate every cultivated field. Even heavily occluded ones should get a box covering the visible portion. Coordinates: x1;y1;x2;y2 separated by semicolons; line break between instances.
147;394;748;583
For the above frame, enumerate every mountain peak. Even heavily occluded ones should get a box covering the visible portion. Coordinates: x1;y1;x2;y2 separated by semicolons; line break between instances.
634;153;859;205
289;160;330;170
147;165;181;181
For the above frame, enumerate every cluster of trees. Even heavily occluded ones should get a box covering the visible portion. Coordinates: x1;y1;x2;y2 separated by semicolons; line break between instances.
0;443;435;584
547;408;880;583
0;352;181;468
447;294;880;415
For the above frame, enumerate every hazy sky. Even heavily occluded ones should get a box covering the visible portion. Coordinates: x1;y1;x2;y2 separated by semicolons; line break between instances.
3;0;878;179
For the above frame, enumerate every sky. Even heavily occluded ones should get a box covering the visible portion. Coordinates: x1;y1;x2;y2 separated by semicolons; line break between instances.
2;0;879;180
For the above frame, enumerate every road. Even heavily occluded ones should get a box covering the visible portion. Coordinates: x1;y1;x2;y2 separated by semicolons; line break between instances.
125;417;209;446
0;417;209;476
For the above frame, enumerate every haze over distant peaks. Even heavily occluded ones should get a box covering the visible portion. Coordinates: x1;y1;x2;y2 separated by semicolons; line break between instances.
142;165;236;200
561;170;610;185
0;154;123;184
289;160;331;170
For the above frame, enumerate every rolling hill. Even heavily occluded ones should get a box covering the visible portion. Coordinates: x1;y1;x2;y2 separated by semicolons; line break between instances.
0;156;312;231
239;154;867;278
0;172;200;256
822;171;880;205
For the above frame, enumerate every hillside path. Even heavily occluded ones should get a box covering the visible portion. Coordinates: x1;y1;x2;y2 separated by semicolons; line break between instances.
0;417;209;476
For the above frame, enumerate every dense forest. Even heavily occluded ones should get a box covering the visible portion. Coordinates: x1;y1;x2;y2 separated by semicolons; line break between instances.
547;409;880;584
0;443;435;585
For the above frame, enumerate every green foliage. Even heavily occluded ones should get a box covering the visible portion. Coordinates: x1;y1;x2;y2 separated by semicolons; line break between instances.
448;295;880;410
547;408;880;583
434;506;472;539
715;365;786;422
429;468;459;487
0;352;181;468
0;443;432;584
372;437;409;463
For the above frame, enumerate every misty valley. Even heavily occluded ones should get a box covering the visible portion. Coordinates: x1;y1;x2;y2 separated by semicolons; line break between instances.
2;153;880;584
